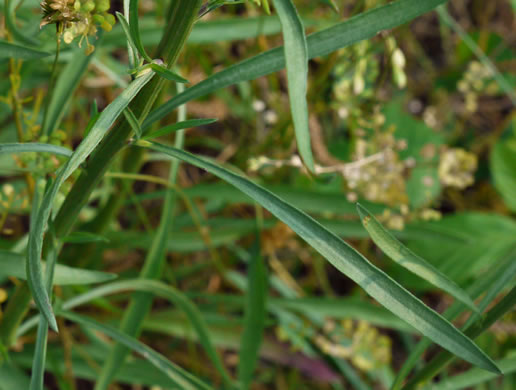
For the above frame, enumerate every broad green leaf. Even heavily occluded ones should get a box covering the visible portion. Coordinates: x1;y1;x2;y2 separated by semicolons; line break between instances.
27;70;155;332
149;63;189;83
0;40;50;60
491;135;516;212
129;0;153;62
143;0;449;129
272;0;314;172
41;47;95;136
59;310;213;390
142;118;217;139
0;250;116;285
0;143;72;157
356;203;477;312
430;355;516;390
238;238;268;388
136;140;500;374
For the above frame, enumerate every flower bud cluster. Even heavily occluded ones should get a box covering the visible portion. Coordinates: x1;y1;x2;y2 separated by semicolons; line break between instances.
438;147;477;189
457;61;498;112
40;0;115;54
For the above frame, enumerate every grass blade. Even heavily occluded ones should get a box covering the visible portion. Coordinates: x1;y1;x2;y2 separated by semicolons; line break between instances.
59;310;213;390
430;355;516;390
142;118;217;139
136;140;500;374
143;0;448;130
272;0;314;171
0;143;73;157
0;250;116;285
0;40;50;60
26;70;155;333
129;0;153;62
238;237;268;388
356;203;478;312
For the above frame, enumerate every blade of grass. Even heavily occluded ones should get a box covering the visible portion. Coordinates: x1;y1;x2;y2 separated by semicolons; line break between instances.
356;203;478;311
142;118;217;139
16;278;231;389
4;0;40;46
149;63;189;83
59;310;213;390
0;40;50;60
402;286;516;389
143;0;449;130
0;250;116;285
123;107;142;139
129;0;153;62
0;143;73;157
271;0;314;171
430;355;516;390
135;140;500;374
238;236;268;389
27;70;156;333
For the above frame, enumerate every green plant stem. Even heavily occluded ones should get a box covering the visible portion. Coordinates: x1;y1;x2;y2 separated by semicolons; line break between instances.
402;286;516;390
0;0;202;354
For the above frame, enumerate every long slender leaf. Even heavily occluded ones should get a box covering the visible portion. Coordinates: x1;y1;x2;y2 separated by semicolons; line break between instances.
0;143;73;157
0;40;50;60
429;355;516;390
4;0;40;46
26;70;156;333
238;237;268;388
356;203;477;311
0;250;116;285
142;118;217;139
136;140;500;374
115;12;140;66
59;310;213;390
143;0;449;130
17;278;230;389
272;0;314;171
129;0;153;62
149;63;189;83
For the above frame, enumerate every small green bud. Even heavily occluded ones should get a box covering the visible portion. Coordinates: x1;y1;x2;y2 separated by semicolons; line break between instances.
105;13;116;26
101;20;112;32
83;1;95;12
74;1;81;11
96;0;110;13
92;14;105;25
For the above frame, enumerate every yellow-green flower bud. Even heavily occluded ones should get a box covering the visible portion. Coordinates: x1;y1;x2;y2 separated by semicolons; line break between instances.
105;13;115;25
83;1;95;12
96;0;110;13
92;14;105;24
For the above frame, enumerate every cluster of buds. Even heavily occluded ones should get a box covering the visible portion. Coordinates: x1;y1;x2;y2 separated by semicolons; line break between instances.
457;61;498;113
314;319;391;372
40;0;115;54
438;147;478;189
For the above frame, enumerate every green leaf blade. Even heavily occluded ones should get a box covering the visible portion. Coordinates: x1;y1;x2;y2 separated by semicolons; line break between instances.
137;141;500;374
142;118;217;140
356;203;478;312
0;143;73;157
0;40;50;60
272;0;314;172
26;70;155;333
129;0;153;63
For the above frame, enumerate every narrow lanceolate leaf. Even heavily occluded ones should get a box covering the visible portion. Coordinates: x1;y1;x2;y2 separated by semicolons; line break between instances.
0;143;73;157
143;0;449;130
123;107;142;139
115;12;140;66
356;203;478;312
27;70;155;333
129;0;153;62
136;140;500;374
238;237;268;389
0;40;50;60
272;0;314;172
142;118;217;139
0;250;116;285
149;63;189;83
59;311;213;390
